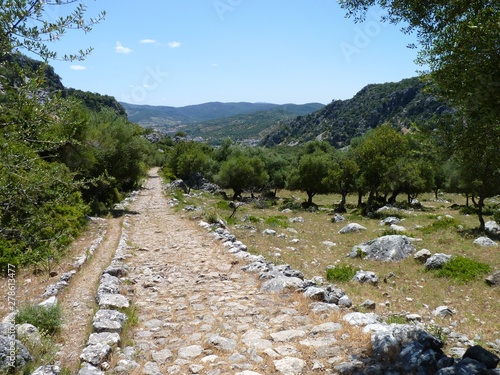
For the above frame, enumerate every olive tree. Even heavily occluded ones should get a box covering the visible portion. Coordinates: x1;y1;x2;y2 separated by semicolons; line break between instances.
288;150;333;207
215;154;269;200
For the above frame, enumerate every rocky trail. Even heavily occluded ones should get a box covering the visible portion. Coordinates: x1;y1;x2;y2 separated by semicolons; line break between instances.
2;168;499;375
98;169;370;374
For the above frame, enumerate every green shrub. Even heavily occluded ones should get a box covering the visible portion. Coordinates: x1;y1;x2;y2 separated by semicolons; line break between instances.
419;216;459;234
433;256;490;282
246;215;262;223
264;215;289;228
279;198;303;211
385;314;408;325
459;206;477;215
492;210;500;224
326;264;357;283
203;209;220;225
215;200;230;210
15;304;62;335
380;228;410;237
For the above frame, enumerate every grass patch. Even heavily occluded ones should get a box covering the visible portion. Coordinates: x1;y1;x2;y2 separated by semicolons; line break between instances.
326;264;358;283
14;303;65;374
385;314;408;325
119;303;139;348
264;215;289;228
246;215;262;223
19;330;61;375
15;304;62;336
215;200;230;210
432;256;491;282
202;209;220;224
419;216;459;234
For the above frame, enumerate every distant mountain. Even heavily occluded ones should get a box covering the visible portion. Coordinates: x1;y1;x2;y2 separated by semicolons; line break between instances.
260;77;453;148
120;102;325;137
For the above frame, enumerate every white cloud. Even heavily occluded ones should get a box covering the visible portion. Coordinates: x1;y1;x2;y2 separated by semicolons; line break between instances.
115;41;133;54
168;41;181;48
70;65;87;71
140;39;157;44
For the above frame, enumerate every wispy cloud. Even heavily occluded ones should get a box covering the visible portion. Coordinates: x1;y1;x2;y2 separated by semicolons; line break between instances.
115;41;133;54
70;65;87;71
168;41;181;48
140;39;157;44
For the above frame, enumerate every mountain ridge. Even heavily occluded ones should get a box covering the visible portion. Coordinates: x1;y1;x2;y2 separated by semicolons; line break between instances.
260;77;453;147
120;101;325;130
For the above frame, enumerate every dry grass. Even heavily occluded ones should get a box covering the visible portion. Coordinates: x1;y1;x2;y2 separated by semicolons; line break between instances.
180;190;500;349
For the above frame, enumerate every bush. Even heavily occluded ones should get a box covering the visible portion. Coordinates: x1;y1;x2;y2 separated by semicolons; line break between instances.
15;304;62;335
326;264;357;283
279;198;303;211
419;216;459;234
264;215;289;228
246;215;262;223
434;256;491;282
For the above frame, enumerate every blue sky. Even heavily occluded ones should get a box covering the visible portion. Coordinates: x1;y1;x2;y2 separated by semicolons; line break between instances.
46;1;421;107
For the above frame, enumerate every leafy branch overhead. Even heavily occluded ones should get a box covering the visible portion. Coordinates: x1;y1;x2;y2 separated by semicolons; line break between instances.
1;0;105;61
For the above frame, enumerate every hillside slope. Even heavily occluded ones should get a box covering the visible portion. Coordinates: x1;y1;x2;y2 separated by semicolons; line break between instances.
184;104;325;144
260;77;453;147
121;101;324;134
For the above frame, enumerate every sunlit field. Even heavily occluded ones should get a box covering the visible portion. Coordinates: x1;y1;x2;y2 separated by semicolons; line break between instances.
171;188;500;349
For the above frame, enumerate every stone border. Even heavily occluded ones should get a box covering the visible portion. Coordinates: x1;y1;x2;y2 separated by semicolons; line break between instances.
76;215;133;374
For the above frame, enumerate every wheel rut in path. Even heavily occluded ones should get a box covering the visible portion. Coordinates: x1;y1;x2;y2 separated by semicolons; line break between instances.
111;168;364;374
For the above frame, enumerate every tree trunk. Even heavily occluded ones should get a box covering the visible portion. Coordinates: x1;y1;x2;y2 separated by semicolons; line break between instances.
357;191;363;207
336;192;347;213
472;195;478;207
232;190;241;201
306;192;315;207
367;189;375;207
478;196;485;232
388;191;399;204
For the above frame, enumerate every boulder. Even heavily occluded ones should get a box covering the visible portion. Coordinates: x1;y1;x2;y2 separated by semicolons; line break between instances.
273;356;306;375
414;249;432;263
485;220;500;234
473;236;498;247
424;253;452;270
485;270;500;287
0;334;32;372
435;357;488;374
352;270;379;286
339;223;367;234
379;216;401;226
32;366;61;375
333;213;346;222
97;293;129;309
260;277;304;293
347;235;416;261
167;179;188;193
432;306;455;317
92;309;127;333
80;342;112;366
262;229;277;236
463;345;500;369
394;340;446;374
16;323;42;347
77;363;105;375
343;312;381;326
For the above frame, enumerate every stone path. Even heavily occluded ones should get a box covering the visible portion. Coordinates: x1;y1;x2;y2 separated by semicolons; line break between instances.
109;169;366;375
